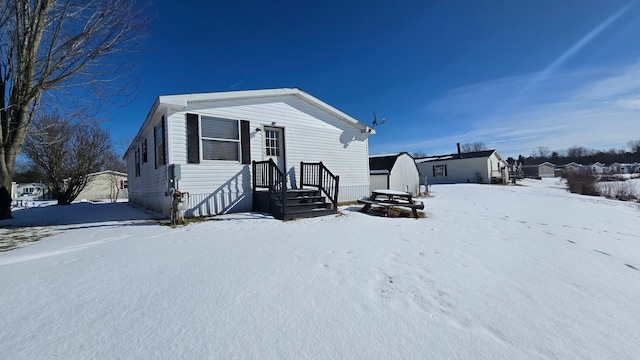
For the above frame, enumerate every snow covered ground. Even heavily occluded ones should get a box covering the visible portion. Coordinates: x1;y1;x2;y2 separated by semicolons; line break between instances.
1;179;639;359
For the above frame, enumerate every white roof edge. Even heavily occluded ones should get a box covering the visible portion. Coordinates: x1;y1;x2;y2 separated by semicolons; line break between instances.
125;88;375;158
88;170;128;177
158;88;374;133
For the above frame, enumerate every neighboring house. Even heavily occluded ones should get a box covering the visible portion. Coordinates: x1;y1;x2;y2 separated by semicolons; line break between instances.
415;146;509;185
368;152;420;196
507;160;523;179
608;162;635;174
522;162;556;178
554;162;581;177
15;183;48;199
75;170;128;201
591;162;605;174
124;88;374;219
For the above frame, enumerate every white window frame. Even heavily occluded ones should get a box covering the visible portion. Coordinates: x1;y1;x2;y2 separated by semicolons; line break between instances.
200;116;241;162
434;164;446;177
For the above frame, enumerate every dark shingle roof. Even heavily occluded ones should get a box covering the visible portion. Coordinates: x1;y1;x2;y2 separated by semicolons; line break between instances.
415;150;496;163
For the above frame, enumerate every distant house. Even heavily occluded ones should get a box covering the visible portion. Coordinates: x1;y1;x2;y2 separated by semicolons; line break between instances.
588;162;605;175
124;88;374;219
507;160;523;179
415;146;509;185
554;162;582;177
522;162;556;178
368;152;420;195
75;170;128;201
15;183;48;199
608;162;635;174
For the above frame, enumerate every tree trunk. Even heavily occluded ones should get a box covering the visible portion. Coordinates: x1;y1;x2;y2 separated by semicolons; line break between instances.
0;184;12;220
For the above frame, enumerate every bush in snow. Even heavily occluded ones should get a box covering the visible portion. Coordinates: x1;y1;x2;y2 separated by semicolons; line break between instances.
565;172;600;196
599;181;638;202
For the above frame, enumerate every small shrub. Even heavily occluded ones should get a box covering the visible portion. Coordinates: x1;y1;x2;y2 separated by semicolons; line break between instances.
565;172;600;196
599;181;638;202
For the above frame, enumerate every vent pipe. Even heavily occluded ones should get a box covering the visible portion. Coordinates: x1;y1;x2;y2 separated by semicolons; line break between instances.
456;143;461;158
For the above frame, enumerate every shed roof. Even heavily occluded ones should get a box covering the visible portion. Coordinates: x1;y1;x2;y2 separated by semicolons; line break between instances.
369;152;413;172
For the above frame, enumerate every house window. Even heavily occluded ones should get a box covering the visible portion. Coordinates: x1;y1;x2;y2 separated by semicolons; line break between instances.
433;164;447;177
154;117;166;168
264;128;280;156
200;116;239;161
134;147;141;177
142;138;148;163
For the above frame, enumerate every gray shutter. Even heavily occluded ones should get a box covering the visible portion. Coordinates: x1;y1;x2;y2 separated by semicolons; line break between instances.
161;116;167;165
240;120;250;164
444;164;448;176
432;165;436;177
186;113;200;164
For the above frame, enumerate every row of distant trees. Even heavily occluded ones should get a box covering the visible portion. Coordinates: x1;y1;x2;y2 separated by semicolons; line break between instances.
514;140;640;166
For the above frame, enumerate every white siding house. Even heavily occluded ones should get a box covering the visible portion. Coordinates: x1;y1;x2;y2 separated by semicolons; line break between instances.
522;162;556;178
75;171;128;201
368;152;420;195
124;88;374;217
415;149;509;185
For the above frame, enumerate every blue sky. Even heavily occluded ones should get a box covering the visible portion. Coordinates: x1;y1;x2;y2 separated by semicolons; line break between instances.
108;0;640;158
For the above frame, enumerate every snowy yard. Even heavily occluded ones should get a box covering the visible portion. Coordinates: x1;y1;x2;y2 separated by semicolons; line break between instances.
1;179;639;359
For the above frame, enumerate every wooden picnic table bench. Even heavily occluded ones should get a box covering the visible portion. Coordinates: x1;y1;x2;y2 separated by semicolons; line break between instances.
357;189;424;218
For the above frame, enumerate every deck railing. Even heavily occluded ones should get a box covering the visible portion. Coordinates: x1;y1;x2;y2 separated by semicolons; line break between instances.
252;159;287;214
300;161;340;209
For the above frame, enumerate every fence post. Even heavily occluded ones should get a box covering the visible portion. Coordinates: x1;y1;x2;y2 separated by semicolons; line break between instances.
300;161;304;188
334;175;340;209
318;161;324;192
252;161;256;190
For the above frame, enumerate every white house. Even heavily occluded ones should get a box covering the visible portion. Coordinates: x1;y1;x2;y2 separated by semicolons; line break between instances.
588;162;605;175
368;152;420;196
522;162;556;178
15;183;48;199
554;162;582;177
124;88;374;219
75;170;128;202
415;147;509;185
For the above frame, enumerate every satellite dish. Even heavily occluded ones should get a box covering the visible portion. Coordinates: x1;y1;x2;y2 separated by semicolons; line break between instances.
372;112;386;128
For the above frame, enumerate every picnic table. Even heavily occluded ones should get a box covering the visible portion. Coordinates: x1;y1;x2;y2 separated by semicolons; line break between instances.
357;189;424;218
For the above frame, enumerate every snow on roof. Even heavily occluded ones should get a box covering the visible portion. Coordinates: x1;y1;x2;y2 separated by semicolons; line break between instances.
415;150;497;163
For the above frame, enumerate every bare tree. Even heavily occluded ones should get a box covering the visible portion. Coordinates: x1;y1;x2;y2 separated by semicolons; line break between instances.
103;151;126;203
412;150;427;158
23;112;116;205
0;0;147;218
565;146;591;159
628;140;640;154
461;142;487;153
532;146;551;159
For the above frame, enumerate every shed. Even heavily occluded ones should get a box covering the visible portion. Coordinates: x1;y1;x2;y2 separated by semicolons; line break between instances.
368;152;420;195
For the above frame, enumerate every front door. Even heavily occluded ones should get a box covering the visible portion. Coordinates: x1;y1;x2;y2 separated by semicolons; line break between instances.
263;126;284;170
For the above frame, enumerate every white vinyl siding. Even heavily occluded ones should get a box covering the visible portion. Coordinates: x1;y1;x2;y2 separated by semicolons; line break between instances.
416;152;505;185
387;154;420;195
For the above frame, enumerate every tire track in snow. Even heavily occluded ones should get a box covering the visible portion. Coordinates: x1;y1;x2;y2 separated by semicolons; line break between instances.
0;234;134;266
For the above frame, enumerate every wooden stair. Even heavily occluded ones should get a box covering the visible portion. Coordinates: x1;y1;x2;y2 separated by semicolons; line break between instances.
271;189;337;220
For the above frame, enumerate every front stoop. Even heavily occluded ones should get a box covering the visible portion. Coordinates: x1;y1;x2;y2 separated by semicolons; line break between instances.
255;189;337;220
